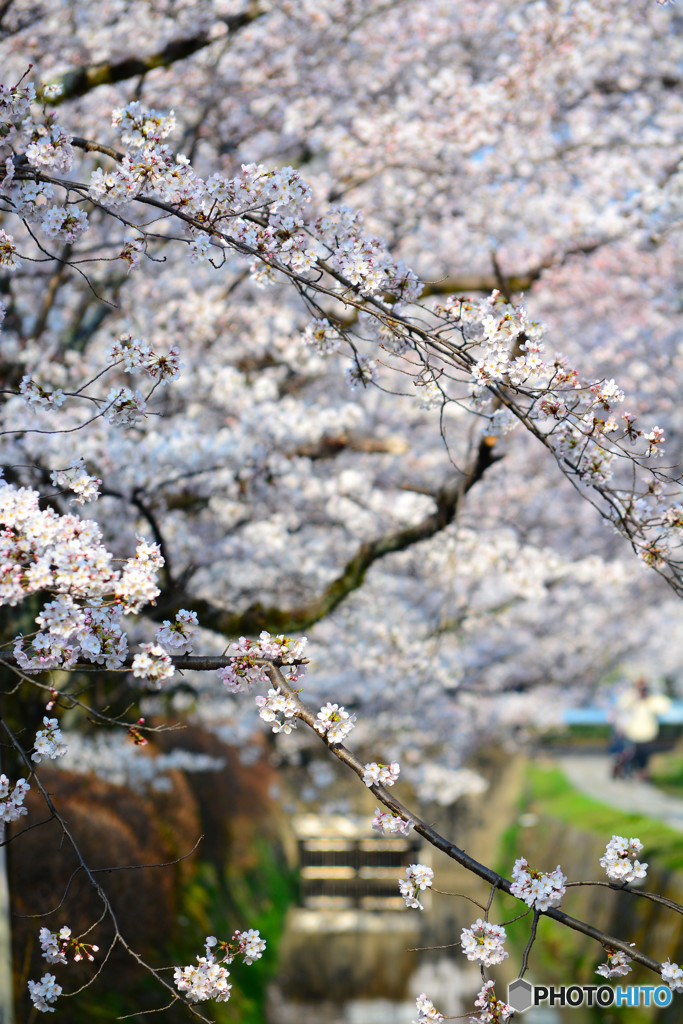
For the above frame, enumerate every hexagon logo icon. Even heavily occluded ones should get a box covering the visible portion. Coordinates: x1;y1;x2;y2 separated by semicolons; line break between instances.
508;978;534;1012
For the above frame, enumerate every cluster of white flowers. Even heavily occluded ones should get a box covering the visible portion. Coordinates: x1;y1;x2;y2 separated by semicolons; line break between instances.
223;929;266;965
480;407;518;438
362;761;400;787
458;291;672;517
19;376;66;410
131;643;175;686
155;609;198;654
119;237;145;270
3;92;423;316
465;293;549;395
460;918;509;967
313;702;356;744
255;688;298;733
39;204;88;243
255;631;309;663
32;717;67;763
112;101;176;147
371;808;412;835
38;925;99;966
0;482;164;675
218;659;269;693
14;633;79;674
50;459;101;504
413;993;443;1023
188;231;213;263
174;954;232;1004
28;973;62;1013
345;354;377;390
39;927;71;965
106;333;153;370
0;774;29;822
77;605;128;668
646;425;666;457
600;835;648;883
219;632;308;693
0;227;20;269
398;863;433;910
470;981;514;1023
661;959;683;992
24;116;73;173
595;948;633;978
174;932;265;1004
303;318;342;355
316;205;420;300
105;386;147;426
510;857;566;911
106;333;182;384
114;537;164;612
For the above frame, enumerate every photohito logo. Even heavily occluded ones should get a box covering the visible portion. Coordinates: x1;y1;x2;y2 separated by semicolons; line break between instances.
508;978;673;1012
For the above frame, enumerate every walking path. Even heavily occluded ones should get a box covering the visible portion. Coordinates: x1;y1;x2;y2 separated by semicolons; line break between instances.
555;753;683;832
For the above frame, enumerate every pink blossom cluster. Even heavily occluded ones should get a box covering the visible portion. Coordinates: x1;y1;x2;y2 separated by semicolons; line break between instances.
509;857;566;911
460;918;509;966
0;774;29;823
362;761;400;787
600;835;648;883
398;863;433;910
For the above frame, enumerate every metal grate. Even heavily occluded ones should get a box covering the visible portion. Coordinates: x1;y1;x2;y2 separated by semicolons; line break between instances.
299;836;422;909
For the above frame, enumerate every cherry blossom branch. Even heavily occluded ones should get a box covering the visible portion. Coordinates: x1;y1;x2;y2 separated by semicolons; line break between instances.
264;662;665;974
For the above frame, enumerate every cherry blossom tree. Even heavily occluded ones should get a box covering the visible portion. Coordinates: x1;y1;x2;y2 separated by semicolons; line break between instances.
1;0;683;1018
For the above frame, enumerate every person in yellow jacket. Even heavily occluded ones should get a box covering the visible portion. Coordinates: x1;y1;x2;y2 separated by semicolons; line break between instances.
616;677;671;781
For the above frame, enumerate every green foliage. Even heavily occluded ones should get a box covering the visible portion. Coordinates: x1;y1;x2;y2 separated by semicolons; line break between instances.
176;838;298;1023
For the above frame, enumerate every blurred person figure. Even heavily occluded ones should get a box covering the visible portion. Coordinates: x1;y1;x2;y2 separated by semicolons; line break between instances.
615;677;671;781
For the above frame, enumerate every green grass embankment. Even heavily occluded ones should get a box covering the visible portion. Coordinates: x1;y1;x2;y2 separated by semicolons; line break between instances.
495;762;683;1024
